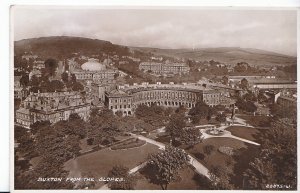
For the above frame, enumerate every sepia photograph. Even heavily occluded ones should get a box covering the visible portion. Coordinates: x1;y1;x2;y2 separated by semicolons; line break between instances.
12;6;297;190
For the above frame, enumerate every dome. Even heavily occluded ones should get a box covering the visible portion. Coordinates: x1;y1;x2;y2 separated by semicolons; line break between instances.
81;58;106;71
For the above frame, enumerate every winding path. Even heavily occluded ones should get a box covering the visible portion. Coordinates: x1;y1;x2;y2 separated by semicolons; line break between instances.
130;133;211;179
100;116;258;189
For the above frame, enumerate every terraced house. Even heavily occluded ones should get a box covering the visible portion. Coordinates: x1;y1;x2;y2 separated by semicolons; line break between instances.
15;91;91;128
139;62;190;75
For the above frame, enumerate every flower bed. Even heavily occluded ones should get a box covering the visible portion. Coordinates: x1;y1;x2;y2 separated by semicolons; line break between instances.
205;128;225;136
218;146;235;156
111;138;146;150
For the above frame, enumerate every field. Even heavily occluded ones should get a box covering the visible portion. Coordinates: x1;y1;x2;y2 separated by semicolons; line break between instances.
64;143;160;188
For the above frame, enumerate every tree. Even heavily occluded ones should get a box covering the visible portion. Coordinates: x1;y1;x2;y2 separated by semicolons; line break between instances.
240;78;249;90
29;75;39;87
203;145;215;156
166;113;186;142
235;98;257;113
179;127;202;147
48;80;64;92
44;58;58;77
20;74;29;87
234;62;249;73
61;72;69;83
175;105;187;115
216;113;226;123
188;101;214;123
70;73;77;82
270;103;296;121
135;104;167;127
209;165;234;189
243;91;257;102
72;82;84;91
107;165;136;190
244;117;297;190
148;146;190;189
221;76;229;85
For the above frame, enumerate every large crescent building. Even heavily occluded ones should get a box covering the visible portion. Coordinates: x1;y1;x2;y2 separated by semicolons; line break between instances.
105;82;221;116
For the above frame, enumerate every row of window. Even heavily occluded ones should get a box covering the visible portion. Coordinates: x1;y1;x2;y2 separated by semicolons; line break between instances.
203;94;220;98
110;104;131;110
136;91;197;98
110;98;132;104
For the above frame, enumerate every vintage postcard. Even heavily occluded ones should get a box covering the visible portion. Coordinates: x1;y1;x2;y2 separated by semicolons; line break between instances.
11;6;298;191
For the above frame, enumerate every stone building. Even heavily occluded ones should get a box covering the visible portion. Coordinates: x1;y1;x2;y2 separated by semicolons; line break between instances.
139;62;190;75
33;60;45;70
105;82;221;116
276;93;297;107
72;58;118;84
15;91;91;128
14;76;28;99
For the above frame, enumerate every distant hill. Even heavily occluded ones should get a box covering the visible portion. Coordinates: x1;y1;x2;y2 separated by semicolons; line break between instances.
14;36;129;60
131;46;297;67
15;36;296;67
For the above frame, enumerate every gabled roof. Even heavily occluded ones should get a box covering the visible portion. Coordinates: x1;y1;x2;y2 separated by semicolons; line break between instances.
107;89;128;97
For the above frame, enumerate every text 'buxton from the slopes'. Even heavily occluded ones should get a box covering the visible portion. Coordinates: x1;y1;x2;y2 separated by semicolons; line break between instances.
37;177;125;182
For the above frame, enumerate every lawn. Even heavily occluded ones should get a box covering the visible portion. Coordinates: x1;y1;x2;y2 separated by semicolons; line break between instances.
135;165;209;190
64;143;160;188
237;115;271;127
186;137;248;171
186;137;260;188
79;138;97;153
226;126;262;142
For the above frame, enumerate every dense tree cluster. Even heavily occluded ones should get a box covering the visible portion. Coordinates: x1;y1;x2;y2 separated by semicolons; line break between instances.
135;104;171;127
209;165;234;189
216;113;226;123
235;98;257;113
27;60;84;93
269;103;296;121
148;146;190;189
107;165;136;190
244;118;297;189
188;101;215;124
87;108;120;145
15;114;87;189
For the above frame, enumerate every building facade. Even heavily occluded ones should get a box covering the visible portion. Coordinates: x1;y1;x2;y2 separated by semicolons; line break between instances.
71;58;118;84
14;76;29;99
15;91;91;128
139;62;190;75
277;95;297;107
105;83;221;116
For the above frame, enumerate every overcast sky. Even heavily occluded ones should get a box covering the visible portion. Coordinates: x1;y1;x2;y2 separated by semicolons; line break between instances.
12;7;297;56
